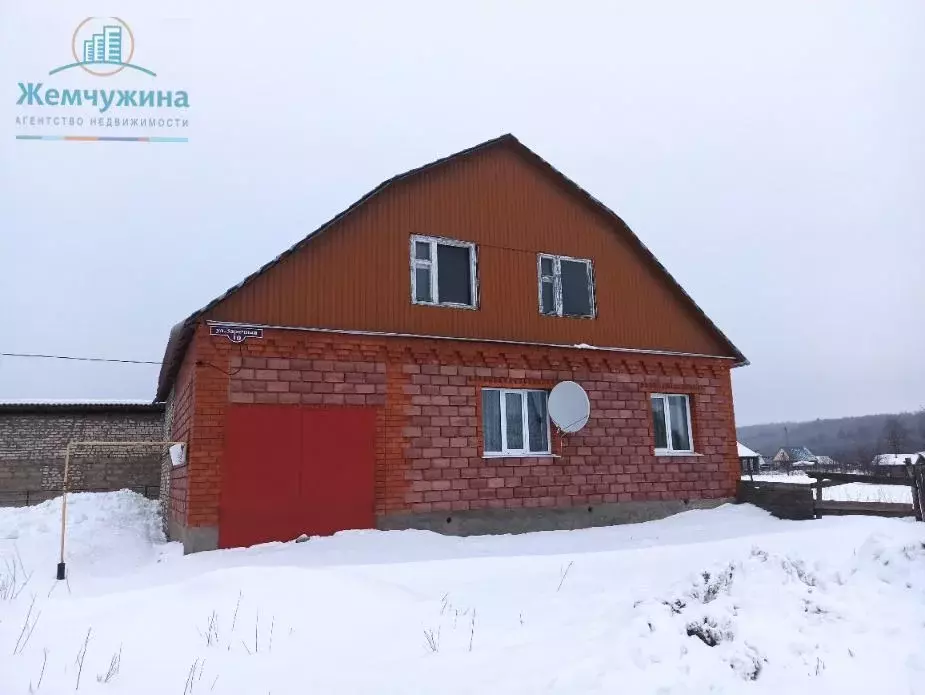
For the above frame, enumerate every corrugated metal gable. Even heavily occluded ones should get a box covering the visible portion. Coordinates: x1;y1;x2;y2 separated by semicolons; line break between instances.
157;135;745;400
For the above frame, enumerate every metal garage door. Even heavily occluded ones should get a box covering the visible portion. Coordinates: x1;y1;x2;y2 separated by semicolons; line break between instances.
219;405;376;548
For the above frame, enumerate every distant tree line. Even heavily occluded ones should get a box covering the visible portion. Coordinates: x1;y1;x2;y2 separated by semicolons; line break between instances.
737;409;925;466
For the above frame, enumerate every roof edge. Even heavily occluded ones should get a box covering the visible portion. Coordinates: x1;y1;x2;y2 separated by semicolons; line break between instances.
507;140;747;366
156;134;517;400
0;402;165;415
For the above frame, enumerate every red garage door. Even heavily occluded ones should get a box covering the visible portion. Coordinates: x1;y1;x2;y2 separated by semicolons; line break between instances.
219;405;376;548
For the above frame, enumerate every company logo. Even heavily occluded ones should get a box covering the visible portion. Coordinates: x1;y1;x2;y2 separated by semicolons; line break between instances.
49;17;155;78
14;17;189;142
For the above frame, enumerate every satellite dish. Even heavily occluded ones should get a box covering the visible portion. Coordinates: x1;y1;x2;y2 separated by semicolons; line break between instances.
548;381;590;433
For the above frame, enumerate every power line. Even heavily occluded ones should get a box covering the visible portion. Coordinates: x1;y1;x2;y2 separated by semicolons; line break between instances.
0;352;161;365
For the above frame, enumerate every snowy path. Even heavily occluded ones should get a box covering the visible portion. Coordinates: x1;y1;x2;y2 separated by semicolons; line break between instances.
2;492;925;694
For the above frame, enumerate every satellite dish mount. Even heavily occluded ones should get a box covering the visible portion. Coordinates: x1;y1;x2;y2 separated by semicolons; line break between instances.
547;381;591;451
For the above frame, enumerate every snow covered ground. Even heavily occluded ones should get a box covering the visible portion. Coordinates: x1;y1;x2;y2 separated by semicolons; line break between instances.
2;492;925;694
743;472;913;504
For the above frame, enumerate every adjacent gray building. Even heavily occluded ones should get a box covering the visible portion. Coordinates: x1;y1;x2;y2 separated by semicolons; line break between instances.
0;401;165;507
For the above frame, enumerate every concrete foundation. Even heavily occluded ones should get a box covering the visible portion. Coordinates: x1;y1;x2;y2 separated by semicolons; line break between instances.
170;522;219;554
171;500;732;552
378;498;731;535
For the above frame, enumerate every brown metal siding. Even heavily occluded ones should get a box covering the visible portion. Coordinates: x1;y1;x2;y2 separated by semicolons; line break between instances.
207;145;733;357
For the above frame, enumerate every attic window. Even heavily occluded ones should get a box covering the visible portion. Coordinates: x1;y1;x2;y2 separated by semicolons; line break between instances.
538;254;595;318
411;235;478;308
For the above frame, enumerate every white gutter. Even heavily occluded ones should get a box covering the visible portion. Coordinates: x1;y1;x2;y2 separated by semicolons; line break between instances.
205;320;741;363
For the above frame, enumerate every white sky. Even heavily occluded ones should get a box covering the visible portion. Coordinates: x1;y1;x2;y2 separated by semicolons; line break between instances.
1;0;923;425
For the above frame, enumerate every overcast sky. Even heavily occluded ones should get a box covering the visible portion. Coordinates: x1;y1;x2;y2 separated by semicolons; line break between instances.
1;1;923;425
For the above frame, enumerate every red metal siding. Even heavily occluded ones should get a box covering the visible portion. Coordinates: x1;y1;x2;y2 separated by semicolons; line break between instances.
167;344;196;529
207;143;734;358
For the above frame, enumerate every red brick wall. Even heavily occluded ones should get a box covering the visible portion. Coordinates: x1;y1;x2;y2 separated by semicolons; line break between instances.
167;344;195;528
176;323;738;530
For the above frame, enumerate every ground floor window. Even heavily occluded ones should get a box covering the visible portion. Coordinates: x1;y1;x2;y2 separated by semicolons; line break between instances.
482;388;550;456
650;393;693;454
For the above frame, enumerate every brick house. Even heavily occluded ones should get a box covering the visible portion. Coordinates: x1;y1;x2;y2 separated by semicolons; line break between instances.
156;134;747;553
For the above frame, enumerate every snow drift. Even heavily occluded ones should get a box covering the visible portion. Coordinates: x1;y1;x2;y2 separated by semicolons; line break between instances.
1;491;924;694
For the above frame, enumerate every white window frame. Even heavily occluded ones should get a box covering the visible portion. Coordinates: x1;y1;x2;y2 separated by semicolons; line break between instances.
410;235;478;309
651;393;694;454
537;253;596;318
482;388;552;457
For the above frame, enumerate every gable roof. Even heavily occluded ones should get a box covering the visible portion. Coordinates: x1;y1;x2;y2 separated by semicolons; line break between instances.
737;441;759;458
156;134;747;401
776;446;815;461
872;453;922;467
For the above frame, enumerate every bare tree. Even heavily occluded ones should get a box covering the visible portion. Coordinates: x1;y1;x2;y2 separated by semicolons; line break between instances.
881;417;909;455
853;444;874;470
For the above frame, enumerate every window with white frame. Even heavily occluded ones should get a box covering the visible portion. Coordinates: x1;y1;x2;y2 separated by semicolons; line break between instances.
482;388;551;456
538;254;595;317
411;235;477;308
650;394;693;454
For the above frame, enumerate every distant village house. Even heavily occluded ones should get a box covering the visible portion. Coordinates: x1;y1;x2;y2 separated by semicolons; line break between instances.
737;442;761;474
871;453;925;467
773;446;816;467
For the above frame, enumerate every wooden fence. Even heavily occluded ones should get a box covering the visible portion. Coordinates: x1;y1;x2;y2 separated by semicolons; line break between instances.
807;467;924;521
736;480;815;520
738;464;925;521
